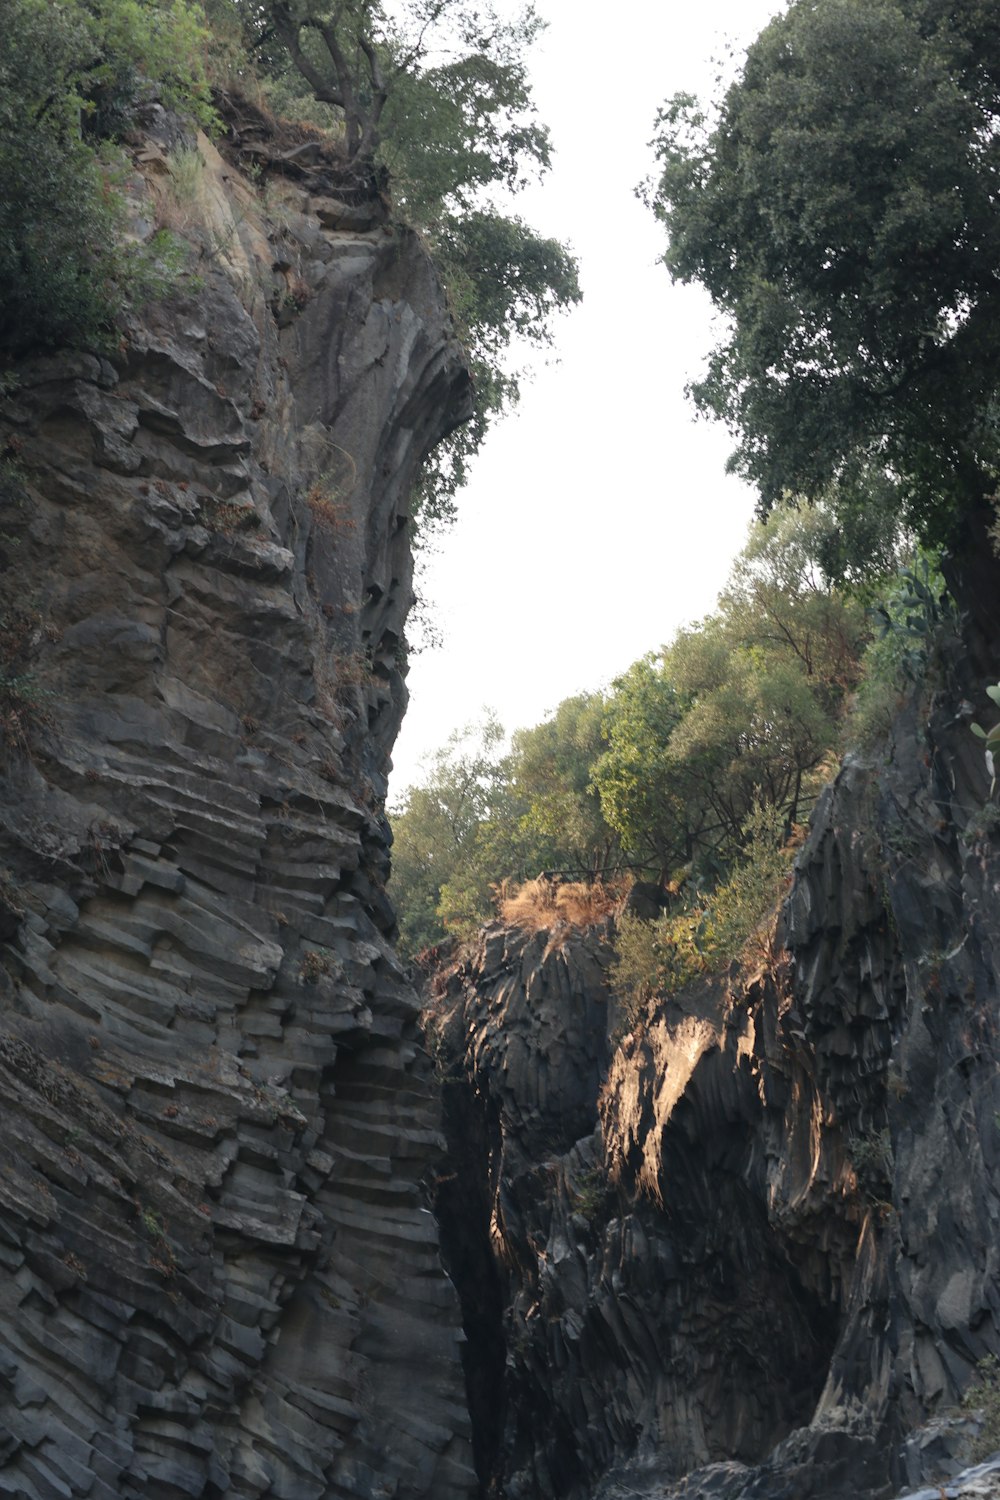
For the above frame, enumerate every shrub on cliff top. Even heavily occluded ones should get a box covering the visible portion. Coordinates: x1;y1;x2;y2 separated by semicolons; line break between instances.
611;803;795;1022
497;876;626;938
0;0;212;358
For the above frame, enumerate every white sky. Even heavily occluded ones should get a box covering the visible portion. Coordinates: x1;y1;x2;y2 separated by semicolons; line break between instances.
389;0;784;798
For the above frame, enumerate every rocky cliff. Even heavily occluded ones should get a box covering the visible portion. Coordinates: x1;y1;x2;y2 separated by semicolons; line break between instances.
426;617;1000;1499
0;102;476;1499
5;93;1000;1500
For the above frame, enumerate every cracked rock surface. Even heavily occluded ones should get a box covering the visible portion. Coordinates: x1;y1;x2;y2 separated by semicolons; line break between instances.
0;109;475;1500
426;617;1000;1500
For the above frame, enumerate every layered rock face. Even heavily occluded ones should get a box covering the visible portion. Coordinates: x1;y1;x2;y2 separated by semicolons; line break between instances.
5;96;1000;1500
0;108;476;1498
428;626;1000;1500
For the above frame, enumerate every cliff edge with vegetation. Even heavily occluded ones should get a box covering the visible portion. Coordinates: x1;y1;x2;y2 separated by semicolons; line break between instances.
425;599;1000;1499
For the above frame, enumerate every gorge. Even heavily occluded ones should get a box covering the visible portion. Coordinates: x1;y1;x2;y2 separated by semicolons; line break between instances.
2;48;1000;1500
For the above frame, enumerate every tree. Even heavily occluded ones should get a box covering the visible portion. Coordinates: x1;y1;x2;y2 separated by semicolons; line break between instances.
591;659;693;881
238;0;580;534
389;697;616;954
647;0;1000;555
389;715;509;955
391;513;869;945
594;508;869;879
508;692;618;875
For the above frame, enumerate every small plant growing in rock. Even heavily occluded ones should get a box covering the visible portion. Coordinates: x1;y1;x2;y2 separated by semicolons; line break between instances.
203;498;261;536
0;672;46;753
153;147;207;234
572;1166;609;1224
963;801;1000;848
971;685;1000;795
849;1127;893;1205
332;650;376;695
962;1355;1000;1461
140;1206;164;1238
305;470;356;536
298;949;332;983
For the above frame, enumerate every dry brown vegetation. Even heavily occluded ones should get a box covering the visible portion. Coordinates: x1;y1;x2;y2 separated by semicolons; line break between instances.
497;876;628;935
306;484;355;534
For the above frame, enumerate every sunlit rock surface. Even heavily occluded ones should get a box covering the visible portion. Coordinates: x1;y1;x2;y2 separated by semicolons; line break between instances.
427;617;1000;1500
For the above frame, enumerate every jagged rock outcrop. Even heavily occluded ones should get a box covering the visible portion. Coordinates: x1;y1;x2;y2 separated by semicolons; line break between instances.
427;624;1000;1499
0;103;476;1498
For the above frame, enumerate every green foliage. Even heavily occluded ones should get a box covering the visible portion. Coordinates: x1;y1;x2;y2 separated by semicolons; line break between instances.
414;208;579;535
571;1164;609;1224
392;508;868;956
611;912;659;1022
411;210;580;538
647;0;1000;557
236;0;580;536
848;550;956;749
962;1355;1000;1463
970;684;1000;796
389;716;510;955
508;694;617;875
0;0;211;358
390;698;615;956
376;8;552;219
594;505;867;879
592;658;687;878
696;802;792;967
140;1206;165;1238
849;1126;894;1205
0;671;42;756
611;803;794;1021
84;0;216;128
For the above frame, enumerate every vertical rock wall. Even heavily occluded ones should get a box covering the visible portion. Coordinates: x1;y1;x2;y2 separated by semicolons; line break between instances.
0;108;476;1499
427;626;1000;1500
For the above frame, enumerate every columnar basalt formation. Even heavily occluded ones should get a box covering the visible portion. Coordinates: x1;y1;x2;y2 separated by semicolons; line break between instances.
427;629;1000;1500
0;105;475;1499
6;96;1000;1500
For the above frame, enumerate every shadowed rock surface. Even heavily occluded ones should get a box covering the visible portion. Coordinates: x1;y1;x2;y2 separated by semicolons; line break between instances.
0;107;475;1499
426;616;1000;1499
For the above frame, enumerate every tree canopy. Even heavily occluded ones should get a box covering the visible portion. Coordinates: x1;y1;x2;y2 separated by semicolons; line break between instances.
389;508;870;953
647;0;1000;556
594;505;868;879
233;0;581;535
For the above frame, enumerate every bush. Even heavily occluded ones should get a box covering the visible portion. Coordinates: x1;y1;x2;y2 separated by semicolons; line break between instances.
962;1355;1000;1462
496;876;625;938
848;551;956;750
0;0;210;359
612;805;795;1021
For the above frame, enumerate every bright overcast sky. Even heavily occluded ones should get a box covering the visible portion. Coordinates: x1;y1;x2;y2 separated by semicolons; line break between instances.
389;0;784;798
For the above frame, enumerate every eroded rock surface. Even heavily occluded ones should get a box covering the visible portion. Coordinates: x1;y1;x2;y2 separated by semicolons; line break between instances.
427;627;1000;1500
0;108;475;1499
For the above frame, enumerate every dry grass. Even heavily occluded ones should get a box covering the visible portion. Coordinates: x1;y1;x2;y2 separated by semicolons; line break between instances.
152;147;208;234
306;485;355;534
497;876;628;935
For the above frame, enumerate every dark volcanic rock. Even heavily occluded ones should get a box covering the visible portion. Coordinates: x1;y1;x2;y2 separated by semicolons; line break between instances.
427;617;1000;1500
0;123;474;1497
